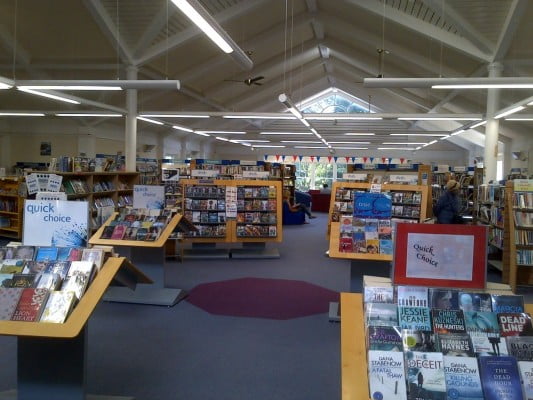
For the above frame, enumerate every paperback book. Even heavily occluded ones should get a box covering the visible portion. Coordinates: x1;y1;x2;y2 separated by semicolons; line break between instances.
364;286;394;304
478;356;524;400
365;303;398;327
367;326;403;351
431;309;466;334
436;333;475;357
43;261;71;281
506;336;533;361
60;261;94;300
459;292;493;312
498;312;533;337
34;246;59;262
443;355;483;400
518;361;533;400
404;351;446;400
491;295;525;313
11;288;49;322
40;291;76;323
464;311;507;356
10;273;36;288
398;306;432;331
429;288;460;310
0;287;23;320
402;329;438;353
34;273;62;291
368;350;408;400
396;286;429;307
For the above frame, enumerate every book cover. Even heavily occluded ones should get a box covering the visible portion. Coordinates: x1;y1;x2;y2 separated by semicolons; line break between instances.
136;228;148;241
402;329;438;353
366;239;380;254
478;356;524;400
431;309;466;334
518;361;533;399
100;225;115;239
339;235;353;253
11;288;49;322
13;246;35;260
443;355;483;400
56;247;74;261
459;292;493;312
0;260;25;274
124;227;138;240
0;273;13;287
436;333;475;356
110;224;127;240
498;313;533;337
507;336;533;361
67;248;83;261
34;273;62;291
492;295;525;313
367;326;403;351
365;303;398;327
43;261;71;280
396;286;429;307
81;248;105;271
379;239;393;255
10;273;36;288
40;291;76;323
398;306;432;331
22;260;48;274
0;287;23;320
364;286;394;304
34;246;59;262
429;288;460;310
464;311;507;356
60;261;94;300
404;351;446;400
368;350;407;400
339;216;353;234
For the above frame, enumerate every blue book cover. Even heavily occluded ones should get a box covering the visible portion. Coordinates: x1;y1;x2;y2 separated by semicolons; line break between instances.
379;239;393;255
443;355;483;400
491;295;525;313
353;192;392;219
398;306;432;331
35;247;59;262
478;356;524;400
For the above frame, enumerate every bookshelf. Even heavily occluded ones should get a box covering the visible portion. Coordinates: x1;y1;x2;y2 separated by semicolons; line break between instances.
505;180;533;291
0;177;25;240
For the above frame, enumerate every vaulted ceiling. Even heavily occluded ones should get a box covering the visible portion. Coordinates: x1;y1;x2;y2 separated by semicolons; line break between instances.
0;0;532;156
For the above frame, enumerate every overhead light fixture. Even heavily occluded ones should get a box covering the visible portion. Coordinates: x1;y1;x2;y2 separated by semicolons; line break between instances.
281;140;322;143
389;133;448;137
222;114;295;119
415;146;422;150
364;77;533;89
305;116;382;120
0;112;45;116
18;88;81;105
378;147;417;150
398;116;481;121
170;0;253;70
231;139;270;143
140;113;209;118
194;132;210;137
328;141;371;144
344;133;375;136
505;117;533;121
172;124;194;133
196;130;246;134
259;132;312;135
450;129;465;136
495;105;526;119
332;147;369;150
17;80;180;90
439;135;451;140
279;93;310;128
469;121;487;129
251;145;286;148
294;146;328;149
137;117;164;125
0;76;14;90
215;136;229;141
0;83;11;90
56;113;122;117
382;142;428;145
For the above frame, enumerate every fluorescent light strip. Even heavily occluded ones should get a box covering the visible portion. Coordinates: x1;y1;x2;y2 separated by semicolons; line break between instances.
389;133;448;137
222;115;295;119
470;121;487;129
450;129;465;136
306;116;382;120
232;139;270;143
259;132;312;135
415;146;422;150
252;145;286;148
332;147;369;150
0;112;45;116
378;147;416;150
294;146;328;149
505;118;533;121
18;88;80;105
344;133;375;136
0;83;12;89
172;124;194;133
328;141;371;144
18;85;121;91
194;132;210;137
171;0;233;53
141;114;209;118
428;140;438;145
398;117;481;121
300;118;310;127
439;135;451;140
215;136;229;141
288;107;303;119
56;113;122;117
433;84;533;89
382;142;428;145
495;105;526;119
196;130;245;134
137;117;164;125
281;140;321;143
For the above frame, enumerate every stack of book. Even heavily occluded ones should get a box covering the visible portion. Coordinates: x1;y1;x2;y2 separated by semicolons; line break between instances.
364;280;533;399
99;208;173;241
0;245;108;324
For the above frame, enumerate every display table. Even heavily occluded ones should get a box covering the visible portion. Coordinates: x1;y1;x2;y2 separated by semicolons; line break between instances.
340;292;533;400
0;257;149;400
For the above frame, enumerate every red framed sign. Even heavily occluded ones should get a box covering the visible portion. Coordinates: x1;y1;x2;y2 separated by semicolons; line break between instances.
393;223;488;289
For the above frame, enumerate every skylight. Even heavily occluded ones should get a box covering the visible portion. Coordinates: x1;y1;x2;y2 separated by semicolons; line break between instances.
298;87;376;114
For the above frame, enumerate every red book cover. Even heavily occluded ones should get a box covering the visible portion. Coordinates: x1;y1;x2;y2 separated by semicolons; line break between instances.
110;224;126;240
11;288;49;322
497;312;533;337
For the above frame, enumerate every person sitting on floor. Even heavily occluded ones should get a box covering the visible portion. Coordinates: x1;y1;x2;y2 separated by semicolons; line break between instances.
283;190;316;222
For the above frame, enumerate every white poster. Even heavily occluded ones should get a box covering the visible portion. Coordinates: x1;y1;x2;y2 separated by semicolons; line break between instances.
225;186;237;219
162;168;180;181
406;233;474;281
133;185;165;209
23;200;88;247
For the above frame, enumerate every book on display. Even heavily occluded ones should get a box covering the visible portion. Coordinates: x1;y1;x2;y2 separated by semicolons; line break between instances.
506;336;533;361
404;351;446;400
431;309;466;334
436;333;475;357
478;356;524;400
368;350;407;400
396;286;428;308
398;306;432;331
40;291;76;323
365;303;398;327
11;288;49;322
367;326;403;351
497;313;533;337
518;361;533;400
443;355;483;400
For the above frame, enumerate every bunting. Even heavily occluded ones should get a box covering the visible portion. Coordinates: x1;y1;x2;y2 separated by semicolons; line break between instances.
275;155;281;161
328;156;333;163
292;155;298;162
281;155;286;162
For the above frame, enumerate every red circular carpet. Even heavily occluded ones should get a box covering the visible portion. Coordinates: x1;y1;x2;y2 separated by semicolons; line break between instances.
186;277;339;320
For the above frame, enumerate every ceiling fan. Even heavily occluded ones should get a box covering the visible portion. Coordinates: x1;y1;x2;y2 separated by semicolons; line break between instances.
224;76;265;86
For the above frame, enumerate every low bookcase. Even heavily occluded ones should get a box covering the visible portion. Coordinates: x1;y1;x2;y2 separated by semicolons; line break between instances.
0;257;150;400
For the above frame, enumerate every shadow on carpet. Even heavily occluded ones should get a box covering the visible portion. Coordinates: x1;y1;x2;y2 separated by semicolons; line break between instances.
187;277;339;320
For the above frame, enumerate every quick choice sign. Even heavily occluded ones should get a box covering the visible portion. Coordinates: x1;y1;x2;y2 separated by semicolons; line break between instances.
23;200;89;247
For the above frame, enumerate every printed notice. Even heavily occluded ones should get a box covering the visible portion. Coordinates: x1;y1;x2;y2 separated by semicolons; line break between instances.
406;233;474;281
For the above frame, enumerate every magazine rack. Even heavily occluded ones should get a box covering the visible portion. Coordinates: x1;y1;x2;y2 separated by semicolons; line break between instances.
89;213;187;306
339;292;533;400
0;257;150;400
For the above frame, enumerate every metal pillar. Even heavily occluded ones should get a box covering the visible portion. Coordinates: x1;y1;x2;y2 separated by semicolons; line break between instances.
483;62;503;183
125;66;138;172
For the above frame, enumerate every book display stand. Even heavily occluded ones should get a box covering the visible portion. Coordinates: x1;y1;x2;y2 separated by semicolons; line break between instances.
89;213;187;306
339;291;533;400
0;257;150;400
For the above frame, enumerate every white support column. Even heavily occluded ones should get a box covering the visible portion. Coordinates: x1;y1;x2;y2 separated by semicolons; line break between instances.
125;66;138;172
156;134;165;161
483;62;503;183
179;138;188;160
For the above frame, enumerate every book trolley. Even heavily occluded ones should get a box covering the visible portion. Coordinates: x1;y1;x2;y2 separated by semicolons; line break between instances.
0;257;151;400
89;212;187;306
